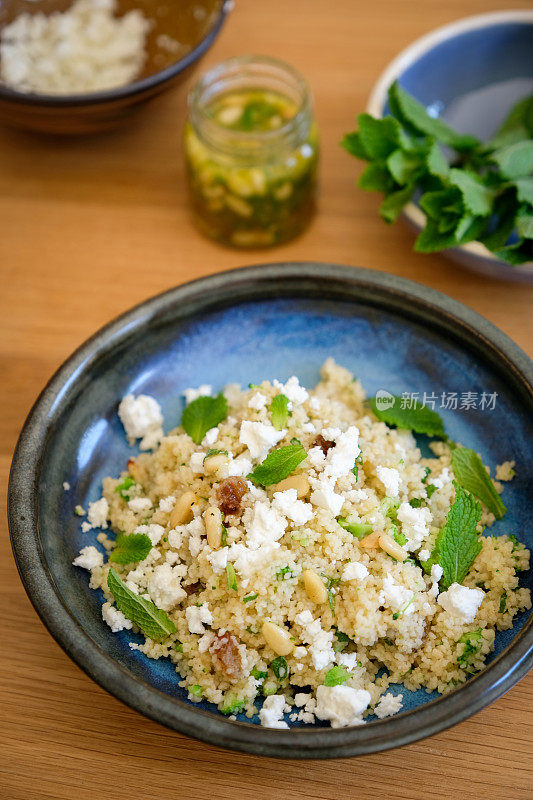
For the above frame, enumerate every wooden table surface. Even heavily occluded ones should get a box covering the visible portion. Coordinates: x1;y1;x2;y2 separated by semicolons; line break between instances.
1;1;532;798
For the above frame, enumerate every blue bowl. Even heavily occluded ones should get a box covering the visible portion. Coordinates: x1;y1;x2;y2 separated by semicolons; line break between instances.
8;263;533;758
367;11;533;282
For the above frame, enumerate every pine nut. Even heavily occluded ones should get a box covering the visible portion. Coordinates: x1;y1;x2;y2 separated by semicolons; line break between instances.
204;453;228;475
359;531;380;549
170;490;196;527
261;621;294;656
204;506;222;549
273;473;310;498
302;569;328;604
379;532;407;562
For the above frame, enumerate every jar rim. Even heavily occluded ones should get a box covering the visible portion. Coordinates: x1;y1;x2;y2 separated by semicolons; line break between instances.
188;54;313;157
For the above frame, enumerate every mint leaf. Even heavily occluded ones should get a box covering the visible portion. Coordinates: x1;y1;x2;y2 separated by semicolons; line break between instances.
448;169;494;216
387;149;423;184
357;113;406;159
427;484;482;589
488;94;533;149
181;393;227;445
425;139;449;178
324;665;351;686
513;177;533;205
451;447;507;519
340;131;368;159
494;239;533;265
380;183;415;223
358;161;394;193
516;213;533;239
337;516;373;539
388;82;479;151
107;568;176;639
247;442;306;487
269;394;290;431
370;396;445;437
492;140;533;180
109;532;152;564
203;447;228;462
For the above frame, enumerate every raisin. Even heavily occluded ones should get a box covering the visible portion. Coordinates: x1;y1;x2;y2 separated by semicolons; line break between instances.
216;476;248;516
183;581;201;596
313;434;336;455
210;631;243;679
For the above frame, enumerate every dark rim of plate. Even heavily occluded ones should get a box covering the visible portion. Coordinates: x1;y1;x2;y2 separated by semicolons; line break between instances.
0;1;230;107
8;262;533;759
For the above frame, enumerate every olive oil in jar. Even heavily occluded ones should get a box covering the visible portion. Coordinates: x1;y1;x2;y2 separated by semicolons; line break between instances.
184;56;319;248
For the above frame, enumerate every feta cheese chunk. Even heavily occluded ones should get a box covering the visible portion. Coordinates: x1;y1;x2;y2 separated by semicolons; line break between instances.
294;610;335;671
202;427;219;447
242;500;287;548
239;420;286;460
376;466;401;497
102;601;132;633
324;426;360;480
227;454;253;477
159;495;176;513
315;686;371;728
183;385;212;404
437;583;484;623
128;497;152;514
272;488;314;526
397;501;432;552
259;694;289;729
134;523;165;546
374;692;403;718
185;603;213;634
207;546;229;573
248;392;267;411
382;574;415;614
342;561;369;582
310;477;344;516
81;497;109;532
118;393;163;449
274;376;309;406
72;545;103;571
147;563;187;611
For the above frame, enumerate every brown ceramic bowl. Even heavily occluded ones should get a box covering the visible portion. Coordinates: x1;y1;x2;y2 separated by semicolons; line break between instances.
0;0;230;134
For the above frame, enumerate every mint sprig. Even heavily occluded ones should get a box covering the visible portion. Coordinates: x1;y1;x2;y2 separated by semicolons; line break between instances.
109;532;152;564
424;484;482;589
181;393;228;445
451;447;506;519
247;442;307;487
342;84;533;265
107;568;176;639
370;396;445;437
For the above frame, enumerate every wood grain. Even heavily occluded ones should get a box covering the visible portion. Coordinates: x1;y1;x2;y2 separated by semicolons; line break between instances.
1;1;532;798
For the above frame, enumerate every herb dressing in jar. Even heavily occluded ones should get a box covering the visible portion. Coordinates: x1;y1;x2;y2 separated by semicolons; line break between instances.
184;55;319;247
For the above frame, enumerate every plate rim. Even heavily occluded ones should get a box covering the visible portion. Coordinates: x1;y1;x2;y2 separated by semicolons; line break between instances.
8;262;533;758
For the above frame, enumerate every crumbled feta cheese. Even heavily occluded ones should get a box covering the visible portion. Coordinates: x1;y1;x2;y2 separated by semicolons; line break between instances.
302;422;316;433
431;467;450;489
259;694;289;729
431;564;443;583
342;561;369;582
207;547;229;573
294;692;312;707
336;652;360;671
242;500;288;548
324;426;360;480
228;542;279;579
81;497;109;532
308;396;321;411
63;481;70;491
72;545;103;570
128;497;152;514
272;489;314;526
147;563;187;611
397;501;432;552
183;385;212;404
374;692;403;718
294;611;335;671
418;548;430;562
239;420;286;460
189;452;205;474
274;376;309;406
382;574;415;614
202;427;219;447
159;495;176;513
306;446;326;469
248;392;267;411
134;523;165;546
293;647;307;659
165;551;180;565
185;603;213;634
376;466;401;497
438;583;484;623
310;477;344;516
315;686;371;728
102;601;132;633
226;453;253;477
118;393;163;449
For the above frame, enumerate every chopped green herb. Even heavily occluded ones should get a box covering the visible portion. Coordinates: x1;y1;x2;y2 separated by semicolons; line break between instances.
324;665;351;687
114;475;139;500
74;505;85;516
426;484;438;498
181;393;228;445
262;679;278;697
221;524;228;547
381;497;400;520
190;684;203;697
243;592;258;603
107;568;176;640
451;447;507;519
174;642;183;653
270;656;289;680
250;666;268;680
409;498;423;508
370;396;445;437
109;532;152;564
422;467;431;484
203;448;229;462
499;591;508;613
247;442;307;487
392;528;408;547
275;565;292;581
327;589;335;615
352;453;363;479
333;629;351;653
226;562;238;591
509;534;521;551
220;694;245;715
337;516;373;539
423;484;482;588
457;628;483;672
269;394;291;431
384;637;393;646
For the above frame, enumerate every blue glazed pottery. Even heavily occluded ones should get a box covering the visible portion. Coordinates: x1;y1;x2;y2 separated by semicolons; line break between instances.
8;263;533;758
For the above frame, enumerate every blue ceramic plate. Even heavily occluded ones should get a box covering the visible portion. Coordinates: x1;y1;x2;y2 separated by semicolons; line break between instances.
367;11;533;283
8;263;533;758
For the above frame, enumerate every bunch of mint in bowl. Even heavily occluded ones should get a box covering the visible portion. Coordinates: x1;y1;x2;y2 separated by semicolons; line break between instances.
342;82;533;275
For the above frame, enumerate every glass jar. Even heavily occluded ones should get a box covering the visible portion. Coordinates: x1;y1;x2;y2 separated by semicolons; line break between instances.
184;55;319;248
